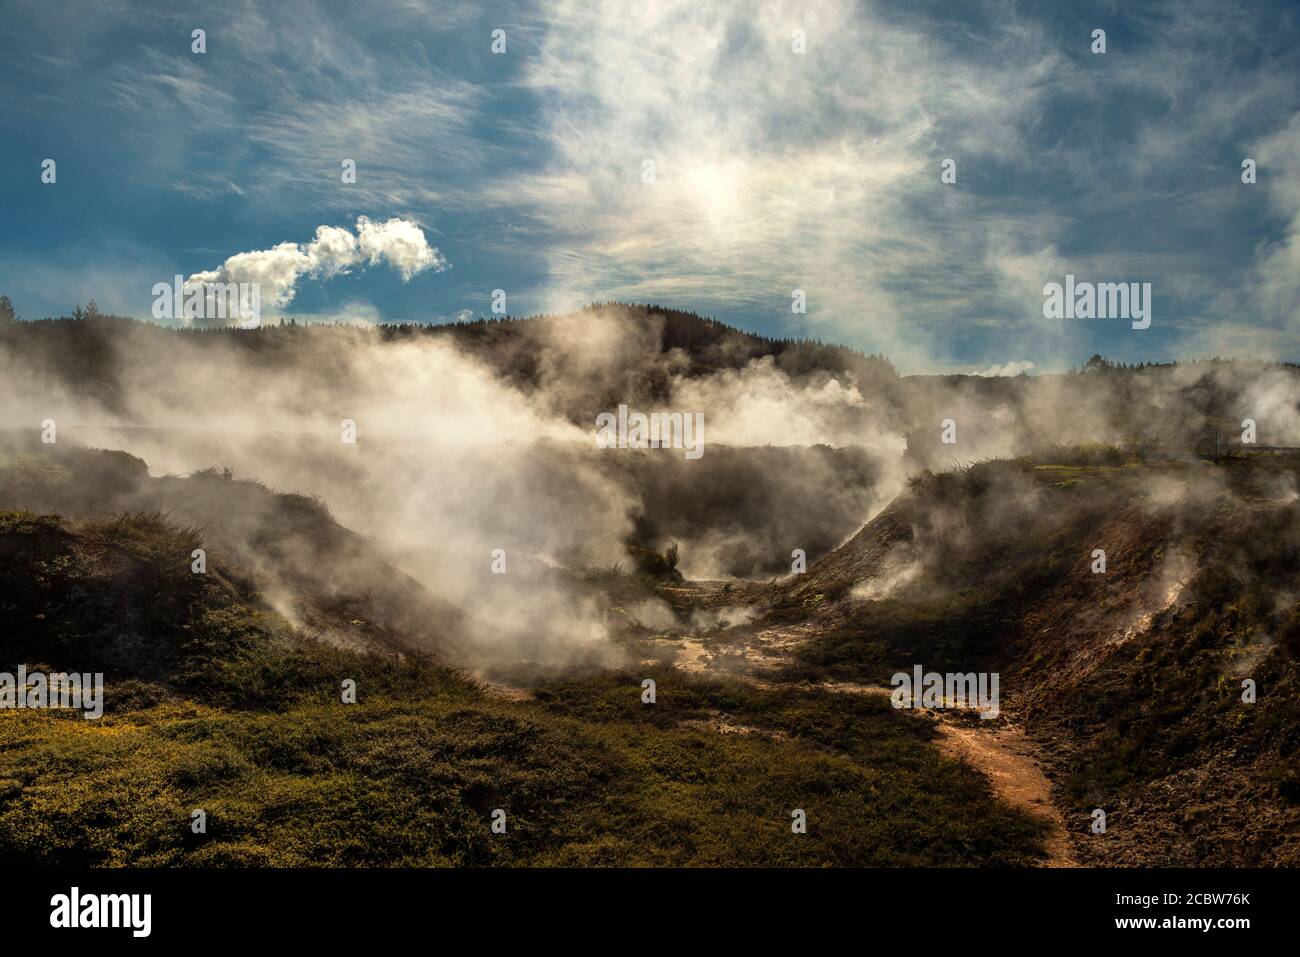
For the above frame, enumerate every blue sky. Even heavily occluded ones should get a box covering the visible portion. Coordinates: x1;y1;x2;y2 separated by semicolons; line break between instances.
1;0;1298;372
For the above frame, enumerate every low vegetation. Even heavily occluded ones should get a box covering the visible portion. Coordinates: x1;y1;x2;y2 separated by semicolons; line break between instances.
0;505;1048;866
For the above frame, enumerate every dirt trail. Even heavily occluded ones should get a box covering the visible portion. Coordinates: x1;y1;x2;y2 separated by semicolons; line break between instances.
649;595;1079;866
930;719;1077;866
747;676;1078;866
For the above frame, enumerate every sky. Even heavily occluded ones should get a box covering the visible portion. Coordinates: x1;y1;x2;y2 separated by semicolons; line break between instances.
0;0;1297;373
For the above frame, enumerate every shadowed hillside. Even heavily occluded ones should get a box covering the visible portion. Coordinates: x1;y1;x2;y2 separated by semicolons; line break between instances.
762;452;1300;865
1;307;1298;868
0;507;1049;867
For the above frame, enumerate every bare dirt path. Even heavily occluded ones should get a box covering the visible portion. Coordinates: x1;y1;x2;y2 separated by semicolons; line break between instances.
739;671;1078;866
929;719;1077;866
646;599;1080;866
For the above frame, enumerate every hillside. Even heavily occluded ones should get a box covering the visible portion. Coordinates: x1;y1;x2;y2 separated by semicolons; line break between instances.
0;441;468;660
0;504;1049;866
744;452;1300;865
5;306;1297;447
1;306;1298;868
0;305;901;423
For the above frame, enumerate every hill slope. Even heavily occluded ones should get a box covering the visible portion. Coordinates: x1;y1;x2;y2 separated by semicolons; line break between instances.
0;508;1050;866
771;453;1300;865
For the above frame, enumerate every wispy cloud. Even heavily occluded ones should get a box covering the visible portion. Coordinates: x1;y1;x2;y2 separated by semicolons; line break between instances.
481;0;1065;366
1;0;1297;366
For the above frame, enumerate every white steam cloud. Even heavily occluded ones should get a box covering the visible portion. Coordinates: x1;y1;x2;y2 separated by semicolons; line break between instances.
186;216;448;308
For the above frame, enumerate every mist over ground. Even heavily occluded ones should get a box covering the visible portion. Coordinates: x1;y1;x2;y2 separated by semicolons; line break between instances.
2;303;1298;673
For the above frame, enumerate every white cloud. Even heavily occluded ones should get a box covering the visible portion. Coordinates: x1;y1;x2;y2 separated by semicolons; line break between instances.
186;217;448;308
356;217;446;280
304;225;361;279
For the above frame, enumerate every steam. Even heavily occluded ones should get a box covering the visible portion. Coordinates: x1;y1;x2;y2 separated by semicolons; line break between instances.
185;217;448;311
2;301;1299;677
